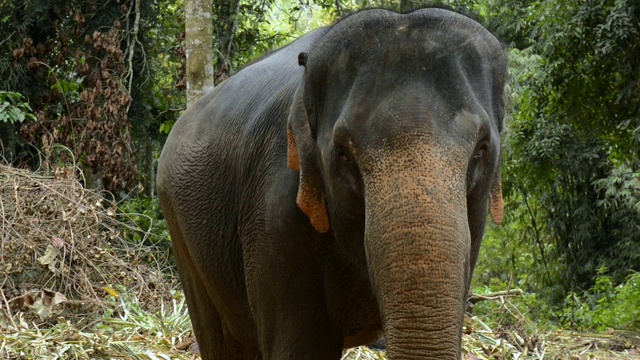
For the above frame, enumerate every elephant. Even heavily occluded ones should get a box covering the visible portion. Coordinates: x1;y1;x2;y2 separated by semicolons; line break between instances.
157;7;506;360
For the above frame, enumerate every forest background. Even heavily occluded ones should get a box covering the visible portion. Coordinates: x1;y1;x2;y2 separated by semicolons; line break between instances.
1;0;639;358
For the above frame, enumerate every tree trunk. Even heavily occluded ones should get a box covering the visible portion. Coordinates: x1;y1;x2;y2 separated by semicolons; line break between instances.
185;0;215;107
0;122;19;164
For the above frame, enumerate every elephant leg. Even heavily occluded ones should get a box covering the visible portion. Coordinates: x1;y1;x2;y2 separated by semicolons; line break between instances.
254;297;343;360
163;205;258;360
245;253;343;359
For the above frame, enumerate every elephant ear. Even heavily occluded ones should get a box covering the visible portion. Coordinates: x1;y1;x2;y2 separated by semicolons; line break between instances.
489;168;504;224
287;75;330;233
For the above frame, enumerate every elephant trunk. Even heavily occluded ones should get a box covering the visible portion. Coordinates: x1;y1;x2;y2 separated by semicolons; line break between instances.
362;141;471;360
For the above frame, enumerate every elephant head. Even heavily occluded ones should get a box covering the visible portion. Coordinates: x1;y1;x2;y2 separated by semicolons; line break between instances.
287;9;506;359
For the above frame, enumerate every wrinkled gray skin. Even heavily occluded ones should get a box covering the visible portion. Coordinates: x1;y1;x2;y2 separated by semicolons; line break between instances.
157;8;507;360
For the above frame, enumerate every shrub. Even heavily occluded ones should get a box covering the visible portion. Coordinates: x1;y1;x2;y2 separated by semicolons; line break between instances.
559;268;640;331
118;196;171;249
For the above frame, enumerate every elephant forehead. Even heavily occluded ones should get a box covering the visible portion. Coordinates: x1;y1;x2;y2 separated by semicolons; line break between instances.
306;12;505;117
316;48;499;141
307;9;502;76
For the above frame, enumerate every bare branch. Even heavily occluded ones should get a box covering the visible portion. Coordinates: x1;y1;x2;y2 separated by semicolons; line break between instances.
126;0;141;96
468;289;524;304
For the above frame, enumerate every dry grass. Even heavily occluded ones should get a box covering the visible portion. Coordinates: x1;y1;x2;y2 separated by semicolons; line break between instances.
0;163;178;325
461;320;640;359
0;163;638;359
0;162;183;358
340;317;640;359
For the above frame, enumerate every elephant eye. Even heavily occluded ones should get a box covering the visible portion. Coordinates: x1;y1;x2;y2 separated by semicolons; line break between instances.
336;146;351;163
474;142;489;159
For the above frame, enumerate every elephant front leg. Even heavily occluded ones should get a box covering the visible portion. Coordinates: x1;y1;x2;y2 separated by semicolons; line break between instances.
255;295;343;359
244;254;343;359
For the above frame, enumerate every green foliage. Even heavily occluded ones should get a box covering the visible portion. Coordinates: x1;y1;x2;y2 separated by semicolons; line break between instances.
118;196;171;248
159;121;174;135
475;220;562;305
212;0;337;79
473;0;640;307
0;91;36;124
49;71;83;105
131;0;186;137
126;1;186;193
559;269;640;331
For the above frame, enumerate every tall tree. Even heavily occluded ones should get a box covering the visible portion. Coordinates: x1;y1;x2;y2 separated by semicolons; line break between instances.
185;0;214;106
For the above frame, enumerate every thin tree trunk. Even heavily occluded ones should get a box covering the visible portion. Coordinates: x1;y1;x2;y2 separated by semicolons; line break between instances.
0;122;19;164
185;0;215;107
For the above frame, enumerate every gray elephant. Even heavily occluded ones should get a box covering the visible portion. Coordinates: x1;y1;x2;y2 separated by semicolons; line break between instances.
157;8;506;360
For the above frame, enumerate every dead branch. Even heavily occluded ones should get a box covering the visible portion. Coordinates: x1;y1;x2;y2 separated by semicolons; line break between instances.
468;289;524;304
